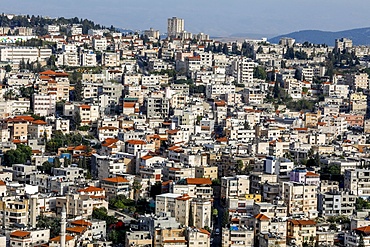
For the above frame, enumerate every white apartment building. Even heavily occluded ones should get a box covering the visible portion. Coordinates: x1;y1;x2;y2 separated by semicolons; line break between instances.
32;94;56;116
344;169;370;196
167;17;184;38
0;47;52;62
80;51;97;67
232;58;255;85
92;37;107;51
205;83;235;98
103;52;120;67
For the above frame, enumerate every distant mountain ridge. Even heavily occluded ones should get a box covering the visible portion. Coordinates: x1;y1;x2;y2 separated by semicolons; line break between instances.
269;27;370;46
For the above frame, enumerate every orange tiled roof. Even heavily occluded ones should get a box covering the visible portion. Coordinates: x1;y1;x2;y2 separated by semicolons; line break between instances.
66;226;87;234
176;194;192;201
0;180;5;186
123;102;135;108
79;104;91;109
288;219;316;226
216;137;228;142
102;138;119;147
215;100;226;107
126;139;146;145
306;171;319;177
168;146;181;151
50;235;74;242
141;155;153;160
199;228;211;235
355;226;370;235
10;231;30;238
167;129;179;135
32;120;47;125
74;145;87;151
40;70;69;77
163;240;187;243
103;176;129;183
255;213;270;221
78;186;104;193
71;219;92;227
186;178;212;185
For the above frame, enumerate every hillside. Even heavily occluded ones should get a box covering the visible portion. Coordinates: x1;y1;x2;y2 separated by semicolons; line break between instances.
0;14;117;36
269;27;370;46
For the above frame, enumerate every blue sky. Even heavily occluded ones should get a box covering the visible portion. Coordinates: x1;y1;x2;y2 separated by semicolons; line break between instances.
1;0;370;37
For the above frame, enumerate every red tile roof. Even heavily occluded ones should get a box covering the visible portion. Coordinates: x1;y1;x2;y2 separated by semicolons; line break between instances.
306;171;319;177
126;140;146;145
32;120;47;125
255;213;270;221
66;226;87;234
103;176;129;183
78;186;104;193
288;219;316;226
50;235;74;242
71;219;92;227
10;231;30;238
186;178;212;185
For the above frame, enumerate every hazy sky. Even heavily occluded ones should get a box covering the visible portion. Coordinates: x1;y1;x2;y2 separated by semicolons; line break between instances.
1;0;370;37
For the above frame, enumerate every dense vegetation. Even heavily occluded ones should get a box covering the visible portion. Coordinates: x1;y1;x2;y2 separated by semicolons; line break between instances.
0;14;117;36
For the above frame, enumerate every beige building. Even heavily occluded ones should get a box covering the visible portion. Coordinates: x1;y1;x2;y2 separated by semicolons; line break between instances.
125;231;152;247
280;182;318;219
287;220;316;247
38;70;70;101
157;193;212;229
0;196;29;228
186;227;210;247
195;166;218;180
154;227;187;247
221;175;250;201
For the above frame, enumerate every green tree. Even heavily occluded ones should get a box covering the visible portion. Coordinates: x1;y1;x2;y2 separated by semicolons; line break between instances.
74;111;81;129
36;215;61;238
236;160;244;174
92;207;117;225
53;157;61;168
4;64;12;72
132;180;142;202
212;208;218;217
149;181;162;199
356;198;370;210
253;66;267;80
222;207;230;227
212;178;221;186
3;144;32;166
284;47;295;59
39;161;53;175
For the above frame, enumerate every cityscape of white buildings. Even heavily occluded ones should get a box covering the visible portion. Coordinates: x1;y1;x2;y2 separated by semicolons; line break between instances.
0;14;370;247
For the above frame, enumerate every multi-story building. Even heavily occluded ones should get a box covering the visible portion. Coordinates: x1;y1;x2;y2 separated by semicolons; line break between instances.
0;47;52;62
317;190;356;217
280;182;318;219
32;94;56;116
221;175;250;201
344;169;370;196
167;17;184;38
232;58;255;85
9;229;50;247
287;220;316;247
222;226;254;247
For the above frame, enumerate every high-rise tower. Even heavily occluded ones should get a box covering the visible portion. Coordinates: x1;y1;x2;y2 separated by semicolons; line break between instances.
167;17;184;38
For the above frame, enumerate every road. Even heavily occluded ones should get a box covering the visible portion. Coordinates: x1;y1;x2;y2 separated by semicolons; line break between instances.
212;198;224;247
